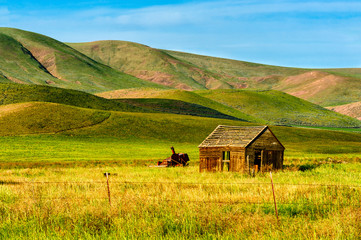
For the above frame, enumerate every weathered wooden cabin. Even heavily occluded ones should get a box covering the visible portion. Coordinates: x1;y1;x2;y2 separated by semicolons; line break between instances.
199;125;284;172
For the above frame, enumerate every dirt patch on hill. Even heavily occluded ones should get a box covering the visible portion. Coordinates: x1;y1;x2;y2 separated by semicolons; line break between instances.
327;102;361;120
0;103;35;118
7;76;26;84
24;46;67;81
97;89;165;99
283;71;327;85
279;71;345;99
134;71;193;90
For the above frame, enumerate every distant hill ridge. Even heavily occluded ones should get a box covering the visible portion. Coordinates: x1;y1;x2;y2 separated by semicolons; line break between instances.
0;28;166;93
69;40;361;107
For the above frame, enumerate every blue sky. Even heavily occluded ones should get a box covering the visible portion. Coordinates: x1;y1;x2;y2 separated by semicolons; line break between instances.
1;0;361;68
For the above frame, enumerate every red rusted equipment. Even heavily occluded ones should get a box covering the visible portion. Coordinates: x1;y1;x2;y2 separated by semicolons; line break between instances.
157;147;190;167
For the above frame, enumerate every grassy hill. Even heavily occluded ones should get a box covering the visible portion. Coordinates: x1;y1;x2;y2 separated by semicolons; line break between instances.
98;88;361;127
70;40;361;107
0;28;165;93
196;89;361;127
98;88;262;123
1;28;360;107
68;40;230;90
68;40;308;91
0;83;250;121
0;83;145;112
0;100;360;158
327;101;361;120
274;70;361;106
0;102;110;136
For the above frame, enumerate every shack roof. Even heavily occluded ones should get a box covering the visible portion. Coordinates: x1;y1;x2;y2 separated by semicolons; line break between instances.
198;125;270;148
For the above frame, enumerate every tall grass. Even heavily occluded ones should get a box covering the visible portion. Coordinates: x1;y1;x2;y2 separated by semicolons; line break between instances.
0;164;360;239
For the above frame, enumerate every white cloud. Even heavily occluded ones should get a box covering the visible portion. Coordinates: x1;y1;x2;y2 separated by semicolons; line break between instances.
74;0;361;29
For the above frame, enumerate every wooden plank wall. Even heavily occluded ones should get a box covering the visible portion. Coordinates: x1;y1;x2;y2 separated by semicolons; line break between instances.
246;129;284;170
199;147;245;172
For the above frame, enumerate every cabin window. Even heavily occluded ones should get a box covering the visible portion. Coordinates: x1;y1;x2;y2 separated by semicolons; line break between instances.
222;151;230;171
222;151;230;161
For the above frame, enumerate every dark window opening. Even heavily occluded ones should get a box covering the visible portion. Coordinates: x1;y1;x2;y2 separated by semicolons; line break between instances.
222;151;230;171
223;151;230;160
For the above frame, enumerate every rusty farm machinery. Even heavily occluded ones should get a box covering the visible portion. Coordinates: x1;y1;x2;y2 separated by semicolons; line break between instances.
154;147;190;167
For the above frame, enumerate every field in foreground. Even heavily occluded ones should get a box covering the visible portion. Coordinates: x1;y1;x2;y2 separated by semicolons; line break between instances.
0;162;360;239
0;133;360;239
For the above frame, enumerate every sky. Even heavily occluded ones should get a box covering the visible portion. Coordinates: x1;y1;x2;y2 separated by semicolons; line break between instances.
1;0;361;68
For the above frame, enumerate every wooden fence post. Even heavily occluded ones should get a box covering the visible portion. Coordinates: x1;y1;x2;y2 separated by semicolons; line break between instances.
104;172;111;206
270;171;279;223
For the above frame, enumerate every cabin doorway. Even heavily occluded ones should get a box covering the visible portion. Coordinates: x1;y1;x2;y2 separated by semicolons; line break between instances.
254;150;262;172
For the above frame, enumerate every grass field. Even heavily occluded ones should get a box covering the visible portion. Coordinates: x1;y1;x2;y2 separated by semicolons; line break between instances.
0;161;361;239
0;117;360;239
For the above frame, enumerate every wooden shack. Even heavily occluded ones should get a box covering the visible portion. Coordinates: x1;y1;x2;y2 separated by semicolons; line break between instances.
199;125;284;172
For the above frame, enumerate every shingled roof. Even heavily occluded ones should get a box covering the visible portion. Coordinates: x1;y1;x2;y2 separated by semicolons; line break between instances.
198;125;268;148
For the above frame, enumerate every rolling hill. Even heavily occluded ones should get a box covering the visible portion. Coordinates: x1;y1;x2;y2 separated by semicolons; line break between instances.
97;88;361;127
0;100;360;158
1;82;359;127
0;27;361;131
69;40;361;107
0;83;144;112
0;28;165;93
327;102;361;120
195;89;361;127
1;28;360;108
68;40;306;91
0;102;110;136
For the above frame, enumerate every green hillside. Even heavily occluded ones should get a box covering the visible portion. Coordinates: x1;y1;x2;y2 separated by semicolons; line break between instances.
0;101;360;158
197;89;361;127
68;40;229;90
164;50;305;87
116;98;240;120
0;32;59;84
1;82;358;128
98;88;262;123
0;83;251;121
69;40;361;107
1;28;360;107
98;88;361;127
68;40;309;91
0;102;110;136
0;83;144;112
274;70;361;106
0;28;165;93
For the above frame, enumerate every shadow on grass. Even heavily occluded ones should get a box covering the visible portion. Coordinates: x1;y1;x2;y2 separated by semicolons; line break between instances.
0;180;21;185
298;164;319;172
